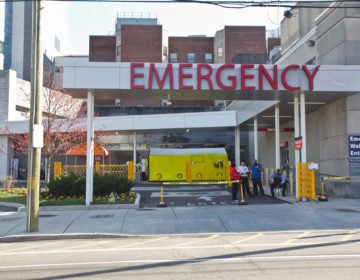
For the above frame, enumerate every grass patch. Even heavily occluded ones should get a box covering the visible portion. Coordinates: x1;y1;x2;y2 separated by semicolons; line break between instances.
0;189;134;206
0;191;26;204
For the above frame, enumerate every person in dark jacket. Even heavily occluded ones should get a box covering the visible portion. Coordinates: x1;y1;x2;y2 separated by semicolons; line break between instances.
270;168;287;198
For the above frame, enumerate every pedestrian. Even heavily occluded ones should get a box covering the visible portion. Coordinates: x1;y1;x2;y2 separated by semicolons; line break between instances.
140;157;147;181
237;161;252;197
250;159;264;196
230;162;240;202
270;168;287;198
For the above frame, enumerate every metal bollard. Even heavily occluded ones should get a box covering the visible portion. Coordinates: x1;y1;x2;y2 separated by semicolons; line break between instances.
238;181;248;205
157;185;167;207
318;177;328;202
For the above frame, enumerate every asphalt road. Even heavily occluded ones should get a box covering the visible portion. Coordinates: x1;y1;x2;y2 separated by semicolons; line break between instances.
132;184;287;208
0;230;359;279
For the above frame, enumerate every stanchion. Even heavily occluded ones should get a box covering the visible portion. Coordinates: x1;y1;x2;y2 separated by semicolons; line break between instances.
157;185;167;207
238;181;248;205
318;176;328;202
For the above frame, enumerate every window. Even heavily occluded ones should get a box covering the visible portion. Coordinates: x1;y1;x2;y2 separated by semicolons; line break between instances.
187;53;195;63
217;47;223;58
169;53;177;63
205;53;212;63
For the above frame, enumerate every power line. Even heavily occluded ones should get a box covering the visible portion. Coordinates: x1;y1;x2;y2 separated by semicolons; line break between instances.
2;0;360;9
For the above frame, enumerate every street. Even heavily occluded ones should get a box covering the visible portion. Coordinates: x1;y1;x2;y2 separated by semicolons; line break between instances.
132;184;286;207
0;230;359;279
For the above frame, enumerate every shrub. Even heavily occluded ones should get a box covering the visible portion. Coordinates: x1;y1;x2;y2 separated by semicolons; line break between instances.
47;173;85;198
47;173;133;198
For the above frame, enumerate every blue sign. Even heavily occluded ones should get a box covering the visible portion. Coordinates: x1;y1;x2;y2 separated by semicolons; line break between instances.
349;135;360;157
349;135;360;176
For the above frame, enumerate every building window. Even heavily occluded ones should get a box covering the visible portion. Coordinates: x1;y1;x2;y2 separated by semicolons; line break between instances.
169;53;177;63
117;45;121;57
205;53;212;63
217;47;223;58
187;53;195;63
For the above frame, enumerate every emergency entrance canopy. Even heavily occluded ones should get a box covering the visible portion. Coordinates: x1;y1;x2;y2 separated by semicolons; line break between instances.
149;147;229;182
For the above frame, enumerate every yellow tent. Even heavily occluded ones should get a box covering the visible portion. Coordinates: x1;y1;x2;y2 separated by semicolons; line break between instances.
149;148;229;182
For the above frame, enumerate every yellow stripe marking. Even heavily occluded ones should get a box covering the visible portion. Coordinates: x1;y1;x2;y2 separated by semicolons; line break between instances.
232;233;263;245
174;234;219;247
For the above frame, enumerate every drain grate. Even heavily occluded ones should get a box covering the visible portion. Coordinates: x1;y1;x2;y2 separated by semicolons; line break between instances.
334;208;360;213
90;214;114;219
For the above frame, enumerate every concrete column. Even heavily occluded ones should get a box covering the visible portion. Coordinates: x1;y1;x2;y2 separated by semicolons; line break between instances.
235;126;240;166
254;117;258;160
275;104;280;169
300;92;307;163
133;131;137;180
294;96;300;197
86;91;94;206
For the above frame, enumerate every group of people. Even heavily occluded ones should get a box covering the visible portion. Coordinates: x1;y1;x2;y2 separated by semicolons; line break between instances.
230;159;287;201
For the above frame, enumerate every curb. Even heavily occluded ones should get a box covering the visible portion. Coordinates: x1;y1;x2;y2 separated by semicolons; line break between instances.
0;193;141;212
0;202;26;212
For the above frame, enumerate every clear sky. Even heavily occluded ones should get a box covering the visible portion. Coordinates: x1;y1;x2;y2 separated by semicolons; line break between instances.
68;1;285;55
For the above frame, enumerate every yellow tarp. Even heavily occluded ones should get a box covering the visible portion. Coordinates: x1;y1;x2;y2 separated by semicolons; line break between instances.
149;148;229;182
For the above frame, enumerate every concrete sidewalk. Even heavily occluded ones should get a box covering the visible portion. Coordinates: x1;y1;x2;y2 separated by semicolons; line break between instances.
1;196;359;242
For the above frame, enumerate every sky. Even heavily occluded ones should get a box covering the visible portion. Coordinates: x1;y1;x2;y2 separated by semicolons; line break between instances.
67;1;285;55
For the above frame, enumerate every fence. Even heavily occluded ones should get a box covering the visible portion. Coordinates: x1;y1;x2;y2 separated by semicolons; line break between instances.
54;161;134;180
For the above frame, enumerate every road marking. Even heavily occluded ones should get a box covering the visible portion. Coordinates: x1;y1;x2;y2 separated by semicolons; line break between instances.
151;191;229;198
132;186;222;191
64;240;111;250
341;230;357;242
283;231;310;244
232;233;263;244
112;236;169;249
173;234;219;247
1;254;360;270
0;240;64;253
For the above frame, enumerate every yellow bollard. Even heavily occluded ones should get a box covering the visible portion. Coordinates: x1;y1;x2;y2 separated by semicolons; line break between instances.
318;177;328;202
238;181;248;205
157;185;167;207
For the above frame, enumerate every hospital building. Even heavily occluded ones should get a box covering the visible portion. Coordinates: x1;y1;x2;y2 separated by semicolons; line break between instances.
0;2;360;199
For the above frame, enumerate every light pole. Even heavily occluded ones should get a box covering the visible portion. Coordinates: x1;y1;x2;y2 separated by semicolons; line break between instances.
26;0;43;232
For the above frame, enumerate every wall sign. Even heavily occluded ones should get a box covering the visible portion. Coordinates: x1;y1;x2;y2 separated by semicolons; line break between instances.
349;135;360;176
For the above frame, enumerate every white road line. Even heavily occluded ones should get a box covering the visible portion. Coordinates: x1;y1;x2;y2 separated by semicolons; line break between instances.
1;254;360;270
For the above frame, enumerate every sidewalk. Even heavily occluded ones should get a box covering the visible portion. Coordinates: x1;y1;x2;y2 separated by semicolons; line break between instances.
1;194;359;242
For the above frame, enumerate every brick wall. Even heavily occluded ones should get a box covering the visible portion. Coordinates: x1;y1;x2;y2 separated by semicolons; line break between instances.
168;37;214;63
224;26;267;63
121;25;163;62
89;36;116;62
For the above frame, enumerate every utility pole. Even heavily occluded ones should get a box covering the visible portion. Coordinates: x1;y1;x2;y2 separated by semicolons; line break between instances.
26;0;43;232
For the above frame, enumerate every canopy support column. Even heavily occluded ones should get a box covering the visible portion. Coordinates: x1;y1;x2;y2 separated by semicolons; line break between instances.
254;117;258;160
235;126;240;166
133;131;137;180
275;104;280;169
300;92;307;163
86;91;94;206
294;95;300;197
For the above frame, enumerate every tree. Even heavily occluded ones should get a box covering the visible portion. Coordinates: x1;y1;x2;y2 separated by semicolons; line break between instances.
1;67;88;183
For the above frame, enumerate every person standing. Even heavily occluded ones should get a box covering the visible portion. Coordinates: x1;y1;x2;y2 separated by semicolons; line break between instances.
230;162;240;201
250;159;264;196
237;161;252;198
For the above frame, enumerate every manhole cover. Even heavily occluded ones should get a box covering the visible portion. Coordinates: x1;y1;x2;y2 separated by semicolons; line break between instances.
39;214;57;217
334;208;359;213
90;214;114;219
